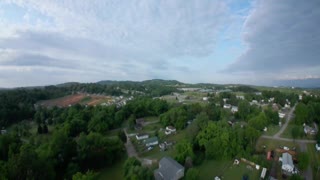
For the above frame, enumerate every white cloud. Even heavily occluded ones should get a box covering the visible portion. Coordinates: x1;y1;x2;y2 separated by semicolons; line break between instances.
0;0;233;87
225;0;320;81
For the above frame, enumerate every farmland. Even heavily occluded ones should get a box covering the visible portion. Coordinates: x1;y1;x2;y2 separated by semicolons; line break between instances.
36;93;113;107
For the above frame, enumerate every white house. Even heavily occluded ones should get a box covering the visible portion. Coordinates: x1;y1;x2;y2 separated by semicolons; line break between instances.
136;133;149;140
304;125;317;135
279;112;285;119
315;144;320;151
231;106;238;113
261;168;267;179
236;95;245;100
165;126;176;135
202;97;208;101
223;104;231;109
281;153;294;173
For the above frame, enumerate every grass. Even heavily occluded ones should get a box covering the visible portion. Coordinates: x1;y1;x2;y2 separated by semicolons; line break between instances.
280;122;314;140
263;125;281;136
306;143;320;179
97;158;126;180
141;145;176;160
196;160;260;180
144;116;159;122
256;137;299;152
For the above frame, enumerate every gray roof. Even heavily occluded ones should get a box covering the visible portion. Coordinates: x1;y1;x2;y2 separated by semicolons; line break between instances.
155;157;184;180
282;153;293;167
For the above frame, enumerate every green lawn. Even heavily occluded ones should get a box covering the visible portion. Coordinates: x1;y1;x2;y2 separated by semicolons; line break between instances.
97;158;126;180
256;137;299;152
280;123;314;140
306;143;320;179
196;160;260;180
263;125;281;136
144;116;159;122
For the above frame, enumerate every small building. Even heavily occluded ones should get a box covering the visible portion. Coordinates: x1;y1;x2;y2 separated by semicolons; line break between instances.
223;104;231;109
136;118;145;126
1;129;7;135
304;125;317;135
159;143;166;151
316;144;320;151
278;112;285;119
202;97;208;101
134;124;142;131
165;126;176;135
136;133;149;140
231;106;238;113
261;168;267;179
282;153;294;173
236;95;245;100
154;157;184;180
144;137;159;147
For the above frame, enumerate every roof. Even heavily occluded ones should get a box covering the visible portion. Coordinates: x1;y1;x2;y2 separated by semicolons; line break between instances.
144;137;158;144
136;133;148;137
156;157;184;180
282;153;293;167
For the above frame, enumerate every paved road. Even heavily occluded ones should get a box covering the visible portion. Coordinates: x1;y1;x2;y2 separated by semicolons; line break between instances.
273;105;296;138
260;104;315;180
124;128;138;158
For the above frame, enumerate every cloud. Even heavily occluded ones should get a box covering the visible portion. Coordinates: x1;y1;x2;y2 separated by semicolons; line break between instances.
0;0;233;87
224;0;320;79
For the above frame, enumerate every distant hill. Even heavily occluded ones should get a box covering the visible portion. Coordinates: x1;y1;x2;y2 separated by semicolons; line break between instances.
141;79;184;86
56;82;80;87
273;78;320;88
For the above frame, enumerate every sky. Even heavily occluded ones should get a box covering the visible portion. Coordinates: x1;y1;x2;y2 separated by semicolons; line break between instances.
0;0;319;87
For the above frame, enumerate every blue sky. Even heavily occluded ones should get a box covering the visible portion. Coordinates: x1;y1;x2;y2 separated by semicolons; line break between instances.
0;0;319;87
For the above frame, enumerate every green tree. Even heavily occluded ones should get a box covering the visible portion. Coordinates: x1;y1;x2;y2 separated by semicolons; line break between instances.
37;124;43;134
238;100;250;121
295;103;309;125
72;171;97;180
128;114;136;130
175;140;194;164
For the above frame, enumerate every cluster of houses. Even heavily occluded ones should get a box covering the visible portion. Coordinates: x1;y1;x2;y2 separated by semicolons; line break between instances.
135;125;177;150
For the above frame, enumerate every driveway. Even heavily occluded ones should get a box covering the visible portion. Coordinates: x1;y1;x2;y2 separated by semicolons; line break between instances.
124;128;138;158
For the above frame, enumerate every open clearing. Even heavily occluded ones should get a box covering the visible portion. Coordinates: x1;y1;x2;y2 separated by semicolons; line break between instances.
197;160;260;180
37;93;113;107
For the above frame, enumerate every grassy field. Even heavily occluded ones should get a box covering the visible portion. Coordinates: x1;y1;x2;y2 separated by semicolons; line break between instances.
97;158;126;180
306;143;320;179
280;123;314;140
263;125;281;136
197;160;260;180
256;137;299;152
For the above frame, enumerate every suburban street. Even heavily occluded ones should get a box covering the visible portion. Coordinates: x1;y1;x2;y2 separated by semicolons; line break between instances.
260;105;314;180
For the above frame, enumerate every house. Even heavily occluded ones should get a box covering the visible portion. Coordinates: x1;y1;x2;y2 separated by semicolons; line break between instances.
136;133;149;140
136;118;145;126
154;157;184;180
223;104;231;109
281;153;294;173
165;126;176;135
261;168;267;179
1;129;7;135
278;112;285;119
231;106;238;113
144;137;159;147
299;95;303;100
236;95;245;100
159;143;166;151
134;124;142;131
202;97;208;101
316;144;320;151
255;92;262;96
304;125;317;135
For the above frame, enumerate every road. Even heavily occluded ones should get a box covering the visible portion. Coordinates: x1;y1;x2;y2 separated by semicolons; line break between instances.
273;104;296;138
260;104;314;180
123;128;138;158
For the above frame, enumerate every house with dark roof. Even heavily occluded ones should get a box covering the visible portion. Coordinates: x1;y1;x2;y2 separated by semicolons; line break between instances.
154;157;184;180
